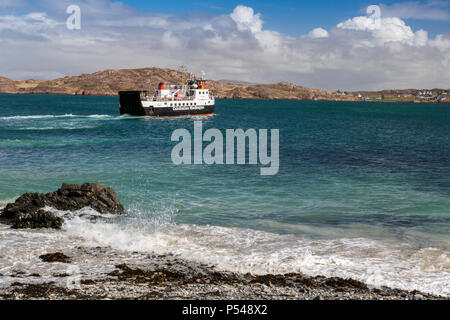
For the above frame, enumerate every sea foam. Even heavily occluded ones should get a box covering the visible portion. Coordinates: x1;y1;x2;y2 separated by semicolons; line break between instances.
1;207;448;296
0;114;75;120
28;207;448;296
0;114;112;120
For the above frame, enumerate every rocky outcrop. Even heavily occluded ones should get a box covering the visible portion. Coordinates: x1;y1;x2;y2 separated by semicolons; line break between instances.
0;183;125;229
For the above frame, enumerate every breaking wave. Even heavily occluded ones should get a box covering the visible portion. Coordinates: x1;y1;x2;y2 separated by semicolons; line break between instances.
1;206;448;296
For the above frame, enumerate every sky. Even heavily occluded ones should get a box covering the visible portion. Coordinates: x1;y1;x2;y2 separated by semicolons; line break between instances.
0;0;449;90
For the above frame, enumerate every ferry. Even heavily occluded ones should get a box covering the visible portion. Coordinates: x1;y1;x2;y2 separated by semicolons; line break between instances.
119;72;215;117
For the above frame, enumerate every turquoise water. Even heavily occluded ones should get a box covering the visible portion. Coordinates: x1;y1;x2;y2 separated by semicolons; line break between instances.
0;93;449;294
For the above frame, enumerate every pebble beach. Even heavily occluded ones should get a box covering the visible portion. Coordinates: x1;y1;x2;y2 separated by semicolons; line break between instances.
1;247;447;300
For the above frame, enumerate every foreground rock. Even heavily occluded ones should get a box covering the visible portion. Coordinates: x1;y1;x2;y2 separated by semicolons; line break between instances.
39;252;72;263
0;183;125;229
11;209;64;229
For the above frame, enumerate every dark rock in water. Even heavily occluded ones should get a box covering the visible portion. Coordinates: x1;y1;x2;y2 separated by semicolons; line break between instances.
47;183;125;214
0;183;125;229
11;209;63;229
0;193;47;220
39;252;71;263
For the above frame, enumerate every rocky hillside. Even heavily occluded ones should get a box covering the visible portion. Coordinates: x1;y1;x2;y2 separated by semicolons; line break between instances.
0;76;19;93
0;67;342;100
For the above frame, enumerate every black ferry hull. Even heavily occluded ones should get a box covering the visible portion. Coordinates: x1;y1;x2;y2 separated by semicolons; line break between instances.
119;91;214;117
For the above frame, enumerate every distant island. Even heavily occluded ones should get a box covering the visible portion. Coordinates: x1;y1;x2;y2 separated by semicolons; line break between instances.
0;67;448;103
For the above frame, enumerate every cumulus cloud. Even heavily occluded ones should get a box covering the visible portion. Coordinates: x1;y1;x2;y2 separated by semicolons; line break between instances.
0;1;448;90
429;34;450;49
308;28;329;39
230;5;262;33
337;16;427;46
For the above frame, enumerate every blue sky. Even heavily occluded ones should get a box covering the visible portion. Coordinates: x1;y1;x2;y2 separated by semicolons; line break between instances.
0;0;449;90
120;0;449;37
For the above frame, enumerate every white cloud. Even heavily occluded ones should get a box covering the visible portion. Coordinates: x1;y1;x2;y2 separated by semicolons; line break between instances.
337;16;433;47
414;29;429;46
230;5;262;33
429;34;450;50
229;5;285;53
380;1;450;21
0;12;60;33
308;28;329;39
0;1;448;91
372;18;415;44
337;16;380;31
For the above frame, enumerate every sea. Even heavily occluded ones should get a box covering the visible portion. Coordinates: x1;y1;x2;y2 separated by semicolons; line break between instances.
0;93;449;296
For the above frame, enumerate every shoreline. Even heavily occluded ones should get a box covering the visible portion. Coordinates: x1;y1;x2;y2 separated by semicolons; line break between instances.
0;247;447;300
0;92;448;104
